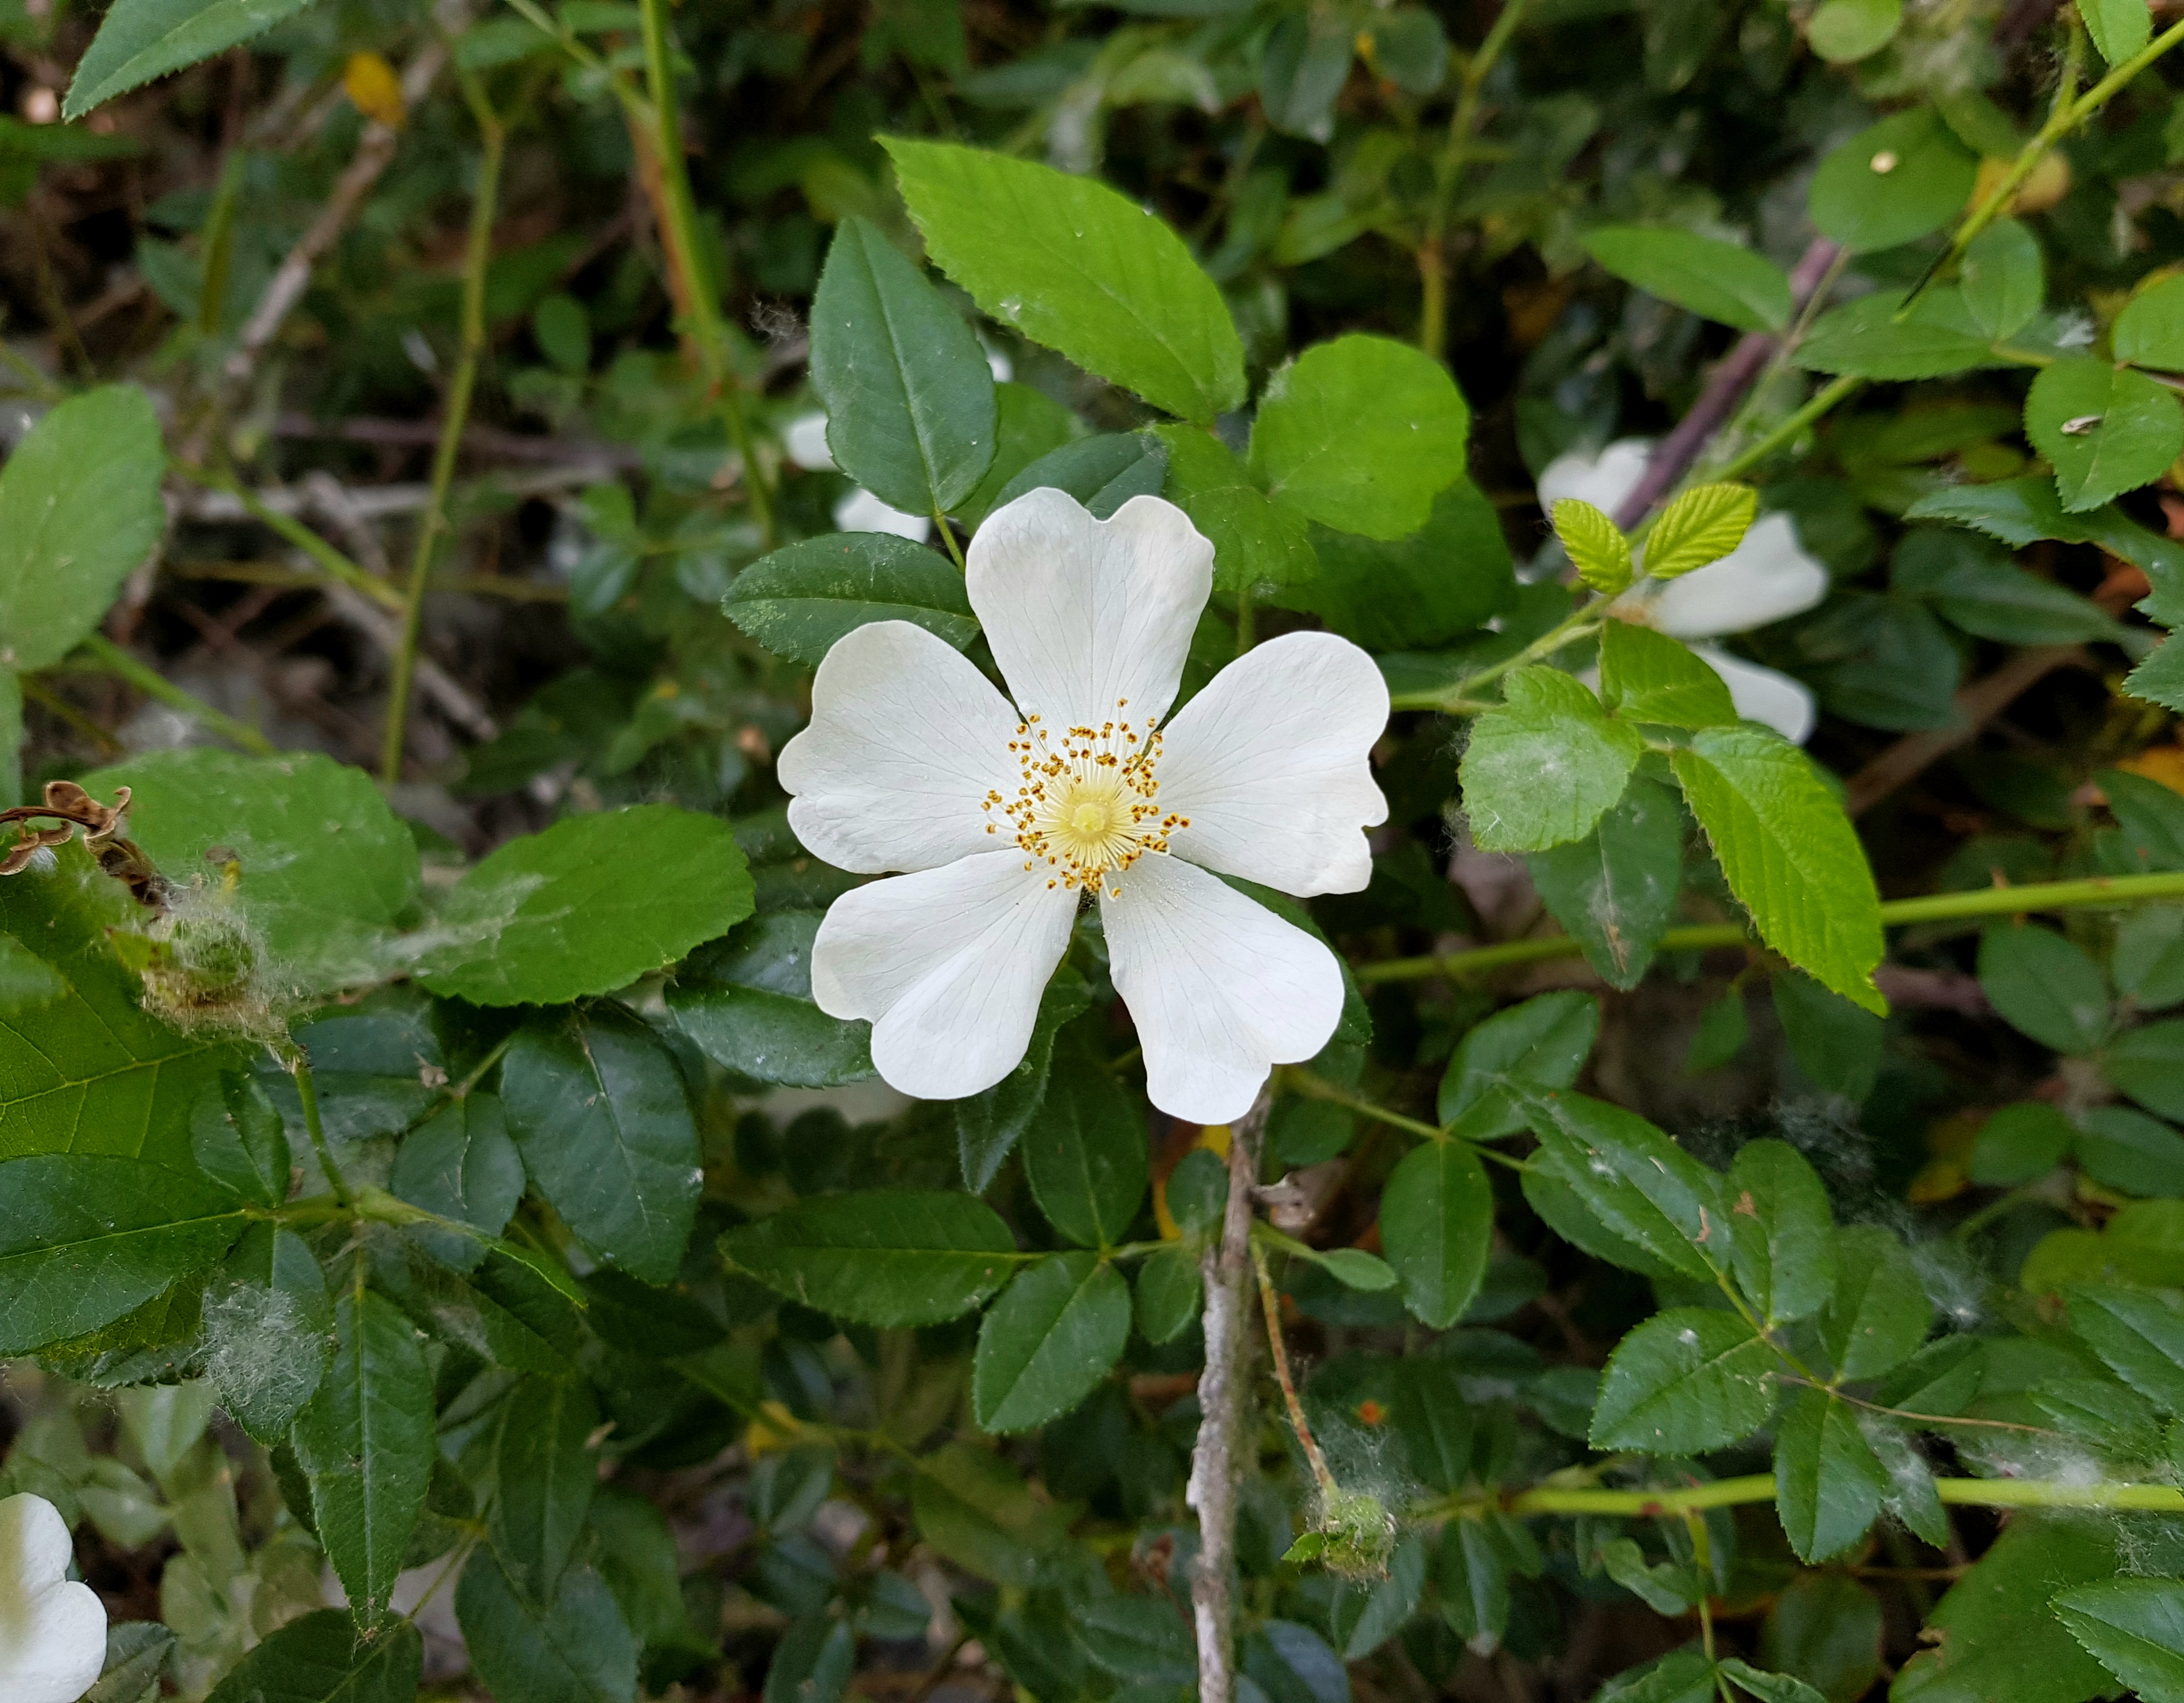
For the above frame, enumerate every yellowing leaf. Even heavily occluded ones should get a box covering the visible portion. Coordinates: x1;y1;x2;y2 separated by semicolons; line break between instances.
1643;483;1757;579
343;52;405;127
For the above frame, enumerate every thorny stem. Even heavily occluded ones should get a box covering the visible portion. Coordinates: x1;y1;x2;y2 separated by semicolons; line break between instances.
284;1046;355;1212
382;72;504;786
635;0;776;545
1188;1091;1269;1703
68;635;276;756
1418;0;1533;360
1252;1245;1339;1499
1354;867;2184;984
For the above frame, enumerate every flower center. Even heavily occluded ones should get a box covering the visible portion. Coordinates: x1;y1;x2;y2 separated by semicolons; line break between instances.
983;700;1189;896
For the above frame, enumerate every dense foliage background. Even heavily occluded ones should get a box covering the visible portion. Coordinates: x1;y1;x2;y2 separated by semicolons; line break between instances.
24;0;2184;1698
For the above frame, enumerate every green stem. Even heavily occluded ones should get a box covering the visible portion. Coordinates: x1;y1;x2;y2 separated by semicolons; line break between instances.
68;635;276;756
382;73;504;787
171;462;401;612
1704;374;1863;488
1418;0;1533;359
1356;868;2184;984
1489;1474;2184;1518
635;0;775;545
1388;608;1604;713
934;515;967;570
286;1046;355;1211
1235;585;1257;657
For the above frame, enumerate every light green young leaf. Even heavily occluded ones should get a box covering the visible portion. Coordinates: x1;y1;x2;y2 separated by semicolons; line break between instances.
720;1191;1018;1325
722;533;978;668
501;1004;699;1286
291;1289;434;1628
0;384;164;667
1582;226;1792;333
1772;1388;1887;1563
1643;483;1756;580
2025;356;2184;512
1248;333;1470;540
1960;218;2044;342
2079;0;2153;67
809;216;997;516
1526;774;1684;992
1460;668;1642;853
1589;1307;1777;1452
972;1252;1130;1432
203;1608;421;1703
1379;1139;1493;1328
2115;274;2184;373
1554;498;1635;594
1598;622;1737;728
2052;1577;2184;1702
1727;1139;1838;1326
413;805;754;1006
65;0;321;115
1670;726;1886;1014
884;139;1246;424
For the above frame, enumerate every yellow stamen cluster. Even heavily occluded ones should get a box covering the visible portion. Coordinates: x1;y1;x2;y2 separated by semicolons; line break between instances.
982;698;1187;897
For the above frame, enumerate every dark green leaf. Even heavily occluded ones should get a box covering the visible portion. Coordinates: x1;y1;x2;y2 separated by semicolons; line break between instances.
1520;1089;1723;1282
2115;275;2184;373
1583;226;1791;333
1379;1139;1492;1328
1154;422;1318;592
1718;1659;1829;1703
492;1375;600;1601
1526;774;1684;992
456;1546;638;1703
1770;972;1884;1101
1960;218;2044;341
189;1070;290;1207
2076;1105;2184;1196
723;533;977;668
203;1608;421;1703
1978;924;2109;1053
954;969;1094;1190
2102;1020;2184;1121
990;429;1168;520
1133;1242;1202;1344
957;384;1081;525
1590;1307;1776;1451
1817;1225;1929;1379
388;1091;524;1273
2052;1577;2184;1702
1772;1387;1887;1562
911;1441;1069;1585
205;1223;332;1443
722;1190;1018;1325
1795;290;2001;380
1727;1139;1837;1325
1021;1045;1147;1249
2067;1283;2184;1413
1807;109;1980;253
973;1251;1131;1432
1760;1573;1884;1703
1301;479;1515;651
1968;1101;2075;1185
1077;1595;1195;1679
669;912;875;1088
1438;990;1599;1136
1893;1515;2124;1703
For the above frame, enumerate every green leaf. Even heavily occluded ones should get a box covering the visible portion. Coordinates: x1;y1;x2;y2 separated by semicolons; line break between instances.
501;1004;700;1286
1960;218;2044;342
1807;0;1902;61
1389;1358;1474;1491
1816;1225;1929;1378
2079;0;2153;65
1331;1533;1427;1658
764;1616;855;1703
0;1154;246;1353
189;1070;290;1207
911;1441;1069;1585
1313;1246;1397;1290
1554;498;1635;594
1460;668;1642;853
2066;1283;2184;1412
1977;923;2110;1053
1300;478;1516;649
415;805;753;1006
1717;1658;1830;1703
82;748;422;999
668;912;875;1088
1795;289;2001;380
1153;422;1318;592
1438;1517;1510;1649
1644;483;1756;580
1598;622;1737;728
0;385;164;666
1670;726;1886;1014
388;1091;524;1273
1771;971;1884;1100
956;384;1082;526
2077;1105;2184;1196
721;1190;1018;1325
2102;1019;2184;1121
2025;356;2184;512
1807;108;1980;254
203;1608;421;1703
972;1252;1130;1432
1379;1139;1493;1328
1020;1045;1147;1249
2116;275;2184;373
1727;1139;1838;1326
1077;1595;1196;1680
954;969;1094;1190
1526;774;1684;991
456;1547;638;1703
1927;556;2120;645
492;1375;599;1602
1133;1242;1202;1343
1589;1307;1776;1452
1968;1100;2076;1184
1893;1515;2125;1703
1519;1089;1723;1283
990;430;1168;521
65;0;319;115
1772;1388;1887;1563
291;1288;434;1628
1759;1574;1884;1703
206;1223;332;1443
1582;226;1792;333
809;216;997;515
722;534;978;668
884;139;1246;424
1247;333;1469;540
90;1623;177;1703
2053;1577;2184;1702
1437;989;1600;1136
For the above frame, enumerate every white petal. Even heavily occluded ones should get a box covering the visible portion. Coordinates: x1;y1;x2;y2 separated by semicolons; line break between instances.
1692;647;1817;744
1642;513;1829;639
0;1496;106;1703
1157;631;1389;897
785;410;837;472
1101;856;1345;1123
985;346;1013;383
1537;438;1654;518
779;621;1022;874
835;487;932;541
967;489;1212;727
811;851;1078;1100
0;1496;70;1592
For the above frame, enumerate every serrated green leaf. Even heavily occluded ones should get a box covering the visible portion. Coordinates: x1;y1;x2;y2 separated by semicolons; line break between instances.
1554;498;1635;594
722;534;978;668
1670;726;1885;1014
884;139;1245;424
1727;1139;1837;1325
911;1441;1069;1585
1153;422;1318;592
989;430;1167;521
189;1070;289;1207
2116;275;2184;373
1977;922;2110;1053
387;1091;524;1274
1772;1388;1887;1563
1297;475;1515;649
1893;1515;2123;1703
65;0;319;115
2025;356;2184;512
1590;1307;1776;1452
203;1608;421;1703
722;1191;1018;1325
1817;1225;1929;1378
1643;483;1756;580
1438;989;1600;1135
1519;1089;1724;1282
1021;1044;1146;1249
1583;226;1792;333
1526;774;1684;992
2052;1577;2184;1702
1379;1139;1492;1328
1718;1658;1829;1703
455;1547;638;1703
1598;622;1737;728
2079;0;2153;66
1133;1242;1202;1343
1460;667;1642;853
1795;289;2001;380
668;911;875;1088
973;1252;1129;1432
2066;1283;2184;1413
491;1376;599;1603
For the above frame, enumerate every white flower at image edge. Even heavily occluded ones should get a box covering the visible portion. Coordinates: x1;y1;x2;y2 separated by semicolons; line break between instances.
0;1494;105;1703
780;488;1390;1124
1538;438;1829;744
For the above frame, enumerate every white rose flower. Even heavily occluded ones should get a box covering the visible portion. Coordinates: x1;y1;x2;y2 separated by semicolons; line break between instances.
781;487;1389;1122
1538;437;1828;743
0;1494;106;1703
831;486;933;543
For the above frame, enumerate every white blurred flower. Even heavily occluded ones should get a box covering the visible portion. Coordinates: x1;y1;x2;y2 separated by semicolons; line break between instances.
0;1494;105;1703
833;487;933;542
781;487;1388;1122
1538;438;1827;743
784;410;835;472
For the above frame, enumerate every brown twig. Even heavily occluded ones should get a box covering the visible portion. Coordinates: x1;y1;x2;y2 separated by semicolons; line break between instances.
1843;645;2091;817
